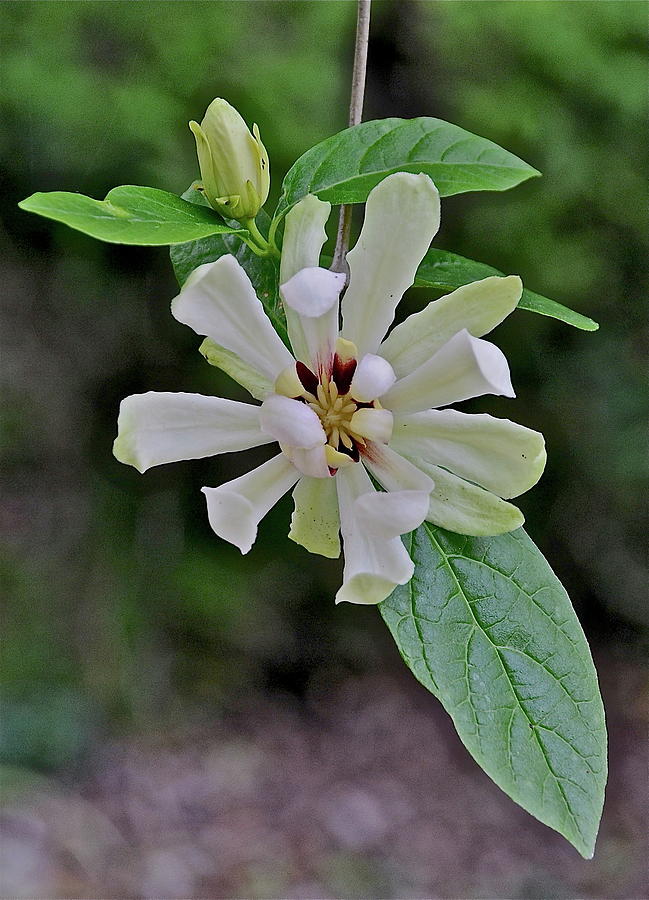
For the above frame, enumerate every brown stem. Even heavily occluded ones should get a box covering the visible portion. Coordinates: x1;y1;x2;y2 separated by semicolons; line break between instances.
331;0;372;276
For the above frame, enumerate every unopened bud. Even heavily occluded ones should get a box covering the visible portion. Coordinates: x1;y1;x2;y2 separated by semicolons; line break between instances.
189;98;270;221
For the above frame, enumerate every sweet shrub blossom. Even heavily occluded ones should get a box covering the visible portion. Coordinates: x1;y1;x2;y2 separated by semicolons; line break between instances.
114;173;546;605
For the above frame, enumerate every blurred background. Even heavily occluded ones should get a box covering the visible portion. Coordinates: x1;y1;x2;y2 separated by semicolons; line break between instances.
1;2;647;897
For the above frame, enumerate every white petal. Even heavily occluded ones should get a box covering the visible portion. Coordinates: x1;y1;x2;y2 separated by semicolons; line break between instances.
361;442;434;493
353;489;430;540
380;275;522;377
280;267;345;371
199;339;273;400
202;453;299;554
335;464;415;605
281;443;330;479
404;455;525;535
260;394;326;448
113;391;271;473
349;408;394;443
382;329;514;415
289;476;340;558
171;255;294;382
390;408;547;498
280;194;332;282
341;173;440;356
349;354;396;402
279;196;334;364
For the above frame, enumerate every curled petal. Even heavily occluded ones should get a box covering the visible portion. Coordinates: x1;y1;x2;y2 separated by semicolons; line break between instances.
349;354;396;402
353;489;430;541
335;464;416;606
382;329;515;414
113;391;271;473
202;454;299;554
390;408;546;498
280;267;345;371
342;173;440;356
171;255;294;382
380;275;522;378
362;441;434;494
260;394;326;449
281;443;330;479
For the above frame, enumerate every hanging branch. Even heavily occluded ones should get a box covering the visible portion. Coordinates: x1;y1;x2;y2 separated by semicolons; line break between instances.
331;0;372;276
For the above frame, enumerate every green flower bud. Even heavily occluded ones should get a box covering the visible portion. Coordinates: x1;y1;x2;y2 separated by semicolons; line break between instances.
189;98;270;222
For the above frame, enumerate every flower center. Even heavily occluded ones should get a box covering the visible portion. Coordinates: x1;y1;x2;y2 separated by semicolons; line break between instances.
308;375;364;453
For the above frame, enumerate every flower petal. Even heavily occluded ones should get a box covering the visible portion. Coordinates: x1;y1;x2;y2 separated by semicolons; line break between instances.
335;463;415;605
279;194;332;362
361;441;434;493
353;489;430;541
113;391;271;473
171;254;294;382
202;453;299;554
260;394;326;449
341;173;440;357
289;475;341;558
404;455;525;535
348;408;394;443
199;339;273;400
390;408;547;498
280;267;345;371
380;275;522;378
382;329;514;415
281;444;330;479
349;354;396;402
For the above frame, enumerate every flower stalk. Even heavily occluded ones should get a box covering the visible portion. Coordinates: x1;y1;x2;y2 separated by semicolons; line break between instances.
331;0;372;276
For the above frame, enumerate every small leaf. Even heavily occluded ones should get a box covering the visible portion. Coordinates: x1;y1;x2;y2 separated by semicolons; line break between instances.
380;525;607;858
275;117;540;218
170;185;288;345
415;248;599;331
19;185;245;245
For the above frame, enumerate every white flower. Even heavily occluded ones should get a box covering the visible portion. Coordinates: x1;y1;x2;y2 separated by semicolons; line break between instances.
114;173;546;605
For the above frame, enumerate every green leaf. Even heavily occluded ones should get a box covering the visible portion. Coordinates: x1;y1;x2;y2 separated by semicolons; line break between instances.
18;185;245;245
275;117;540;218
415;248;599;331
170;186;287;345
380;525;607;858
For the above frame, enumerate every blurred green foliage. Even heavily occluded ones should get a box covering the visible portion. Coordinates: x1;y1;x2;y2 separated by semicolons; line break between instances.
1;1;647;770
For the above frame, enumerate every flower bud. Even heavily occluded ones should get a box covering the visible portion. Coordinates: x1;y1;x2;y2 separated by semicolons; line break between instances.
189;98;270;221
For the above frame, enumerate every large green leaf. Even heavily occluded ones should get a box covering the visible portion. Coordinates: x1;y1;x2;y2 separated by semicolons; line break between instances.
415;248;599;331
275;117;540;218
380;525;607;858
18;185;245;245
170;186;287;345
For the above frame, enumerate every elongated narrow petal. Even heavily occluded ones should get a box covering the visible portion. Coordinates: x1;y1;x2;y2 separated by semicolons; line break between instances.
404;455;525;535
382;329;514;415
341;173;440;357
390;408;547;498
199;339;273;400
281;444;329;479
202;453;299;554
171;255;294;382
289;475;340;558
361;442;434;493
380;275;523;378
335;464;415;605
349;354;396;402
113;392;271;473
260;394;326;448
280;195;333;362
353;490;430;541
280;267;345;371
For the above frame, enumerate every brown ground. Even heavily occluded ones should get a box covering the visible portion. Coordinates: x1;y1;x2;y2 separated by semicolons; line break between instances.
1;652;646;899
